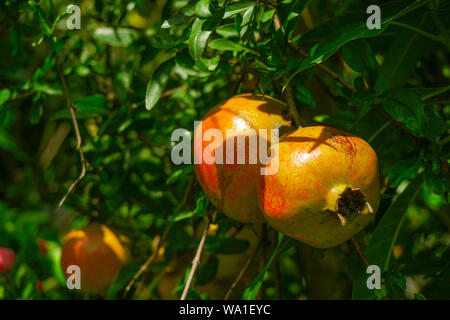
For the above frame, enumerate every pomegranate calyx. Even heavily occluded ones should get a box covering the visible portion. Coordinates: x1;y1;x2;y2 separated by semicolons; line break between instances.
334;187;373;226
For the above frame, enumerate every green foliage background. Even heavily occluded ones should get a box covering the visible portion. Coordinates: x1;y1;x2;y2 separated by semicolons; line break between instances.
0;0;448;300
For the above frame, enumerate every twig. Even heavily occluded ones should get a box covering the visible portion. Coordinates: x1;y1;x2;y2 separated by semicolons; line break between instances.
123;232;164;297
369;103;421;145
390;21;442;42
283;75;302;127
273;13;302;127
224;237;264;300
124;175;194;296
180;210;217;300
160;84;189;98
351;238;370;267
287;41;356;93
54;53;88;212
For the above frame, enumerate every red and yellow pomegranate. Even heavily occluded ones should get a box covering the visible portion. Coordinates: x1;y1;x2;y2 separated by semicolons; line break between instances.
257;126;380;248
194;94;291;223
61;224;130;294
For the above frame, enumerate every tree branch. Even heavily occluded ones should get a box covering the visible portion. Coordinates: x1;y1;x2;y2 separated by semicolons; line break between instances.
351;238;370;267
124;233;164;297
224;236;263;300
180;210;217;300
273;13;302;127
54;53;89;213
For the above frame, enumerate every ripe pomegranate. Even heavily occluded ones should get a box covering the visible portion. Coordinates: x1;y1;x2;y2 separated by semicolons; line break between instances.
194;93;291;223
0;247;15;273
61;224;131;294
257;126;380;248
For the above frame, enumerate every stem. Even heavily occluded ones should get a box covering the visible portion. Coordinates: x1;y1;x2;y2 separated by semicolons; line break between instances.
390;21;442;42
429;2;450;52
367;121;391;144
370;104;421;145
351;238;370;267
273;13;302;127
180;210;217;300
124;233;164;297
224;237;263;300
54;53;89;213
421;85;450;101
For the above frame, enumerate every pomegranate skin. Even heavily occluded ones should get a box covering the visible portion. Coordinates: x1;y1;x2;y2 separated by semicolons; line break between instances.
61;224;130;294
194;94;290;223
0;247;16;273
257;126;380;248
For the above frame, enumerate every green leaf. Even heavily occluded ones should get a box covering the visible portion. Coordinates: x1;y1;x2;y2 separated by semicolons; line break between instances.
223;1;255;19
207;237;250;254
294;85;315;108
166;166;193;185
74;95;108;114
281;0;311;40
374;17;429;95
378;88;424;136
196;0;214;18
342;39;378;74
208;39;257;54
189;18;213;60
161;0;197;28
388;158;422;187
32;83;62;96
286;0;429;89
216;24;239;38
242;233;292;299
196;255;219;285
107;262;142;299
145;59;174;111
352;175;423;299
93;28;139;47
0;89;11;106
29;102;43;124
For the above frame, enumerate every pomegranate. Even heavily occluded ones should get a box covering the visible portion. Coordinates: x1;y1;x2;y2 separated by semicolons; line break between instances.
194;93;291;223
0;247;15;273
61;224;131;294
257;126;380;248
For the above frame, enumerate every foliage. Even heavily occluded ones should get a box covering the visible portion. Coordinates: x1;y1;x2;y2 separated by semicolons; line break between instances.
0;0;448;300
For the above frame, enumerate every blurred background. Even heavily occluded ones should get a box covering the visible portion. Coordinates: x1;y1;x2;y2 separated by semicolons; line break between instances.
0;0;448;300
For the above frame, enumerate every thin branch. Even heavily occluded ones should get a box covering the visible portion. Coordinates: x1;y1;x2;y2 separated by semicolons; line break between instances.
224;237;264;300
54;53;88;212
390;21;442;42
124;232;164;297
180;210;217;300
351;238;370;267
283;75;302;127
421;85;450;101
369;103;421;145
124;175;194;296
160;84;189;98
273;13;302;127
